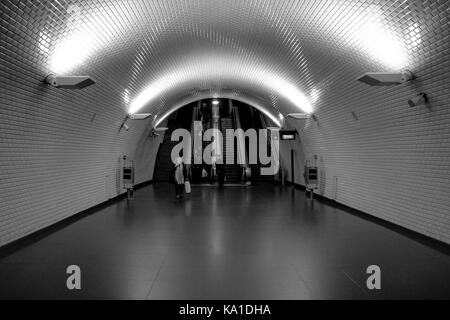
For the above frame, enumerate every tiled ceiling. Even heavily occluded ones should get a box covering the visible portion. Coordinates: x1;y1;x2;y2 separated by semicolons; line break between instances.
2;0;433;125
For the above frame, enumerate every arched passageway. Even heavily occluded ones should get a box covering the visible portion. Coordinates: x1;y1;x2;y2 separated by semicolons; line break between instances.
0;0;449;300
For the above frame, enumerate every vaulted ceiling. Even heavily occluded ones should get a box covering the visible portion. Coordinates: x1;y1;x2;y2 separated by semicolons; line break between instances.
15;0;426;125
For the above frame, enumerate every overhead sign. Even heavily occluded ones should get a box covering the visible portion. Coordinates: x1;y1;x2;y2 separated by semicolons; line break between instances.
280;130;297;140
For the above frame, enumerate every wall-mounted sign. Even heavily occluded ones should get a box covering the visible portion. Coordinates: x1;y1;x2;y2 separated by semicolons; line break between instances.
122;156;135;189
304;166;318;189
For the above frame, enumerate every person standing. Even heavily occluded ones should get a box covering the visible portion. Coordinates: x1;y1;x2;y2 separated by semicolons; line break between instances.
172;157;187;199
217;163;225;187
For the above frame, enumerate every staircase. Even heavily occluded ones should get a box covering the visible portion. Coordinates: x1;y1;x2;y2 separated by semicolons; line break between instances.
153;124;179;182
221;118;242;184
153;107;193;182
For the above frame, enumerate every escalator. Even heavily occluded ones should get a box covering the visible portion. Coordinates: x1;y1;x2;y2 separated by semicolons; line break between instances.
154;100;274;184
236;103;275;183
221;117;242;184
153;106;193;182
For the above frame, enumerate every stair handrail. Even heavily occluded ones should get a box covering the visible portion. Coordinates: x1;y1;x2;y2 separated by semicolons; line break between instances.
190;105;199;164
259;112;284;179
232;106;247;167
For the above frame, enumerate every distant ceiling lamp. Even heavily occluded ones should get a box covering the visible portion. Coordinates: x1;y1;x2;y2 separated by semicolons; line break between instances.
44;74;96;89
287;113;311;120
129;113;153;120
212;100;220;105
153;127;169;132
357;70;415;86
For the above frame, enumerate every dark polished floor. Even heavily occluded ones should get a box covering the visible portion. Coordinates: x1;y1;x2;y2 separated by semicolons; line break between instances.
0;183;449;300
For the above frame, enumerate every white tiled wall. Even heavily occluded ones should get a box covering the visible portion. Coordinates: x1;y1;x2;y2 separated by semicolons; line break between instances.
0;3;162;246
1;0;449;247
279;34;450;243
0;76;161;245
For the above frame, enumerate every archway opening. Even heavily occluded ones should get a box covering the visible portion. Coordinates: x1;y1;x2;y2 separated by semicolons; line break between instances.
153;99;282;186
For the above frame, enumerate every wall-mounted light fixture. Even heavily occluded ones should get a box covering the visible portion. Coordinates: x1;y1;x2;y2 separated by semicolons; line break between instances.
287;113;311;120
44;74;96;89
129;113;152;120
357;70;415;86
120;113;153;132
149;127;169;138
408;93;429;107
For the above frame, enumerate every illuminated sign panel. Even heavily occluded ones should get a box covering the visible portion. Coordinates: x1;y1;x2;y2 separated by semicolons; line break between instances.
280;130;296;140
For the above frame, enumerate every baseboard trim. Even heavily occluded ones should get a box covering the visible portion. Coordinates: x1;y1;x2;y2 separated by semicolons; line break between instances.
281;181;450;253
0;180;154;255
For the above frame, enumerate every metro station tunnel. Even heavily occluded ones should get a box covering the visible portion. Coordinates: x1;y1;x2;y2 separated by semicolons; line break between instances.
0;0;449;300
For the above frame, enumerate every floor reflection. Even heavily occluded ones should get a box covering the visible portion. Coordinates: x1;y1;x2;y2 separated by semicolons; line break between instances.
0;183;449;299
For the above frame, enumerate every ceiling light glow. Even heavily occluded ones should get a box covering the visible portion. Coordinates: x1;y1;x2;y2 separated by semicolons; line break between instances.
49;3;128;74
320;4;409;69
153;93;282;129
129;54;312;116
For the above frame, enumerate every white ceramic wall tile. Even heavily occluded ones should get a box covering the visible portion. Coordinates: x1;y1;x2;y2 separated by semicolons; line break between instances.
1;0;449;245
